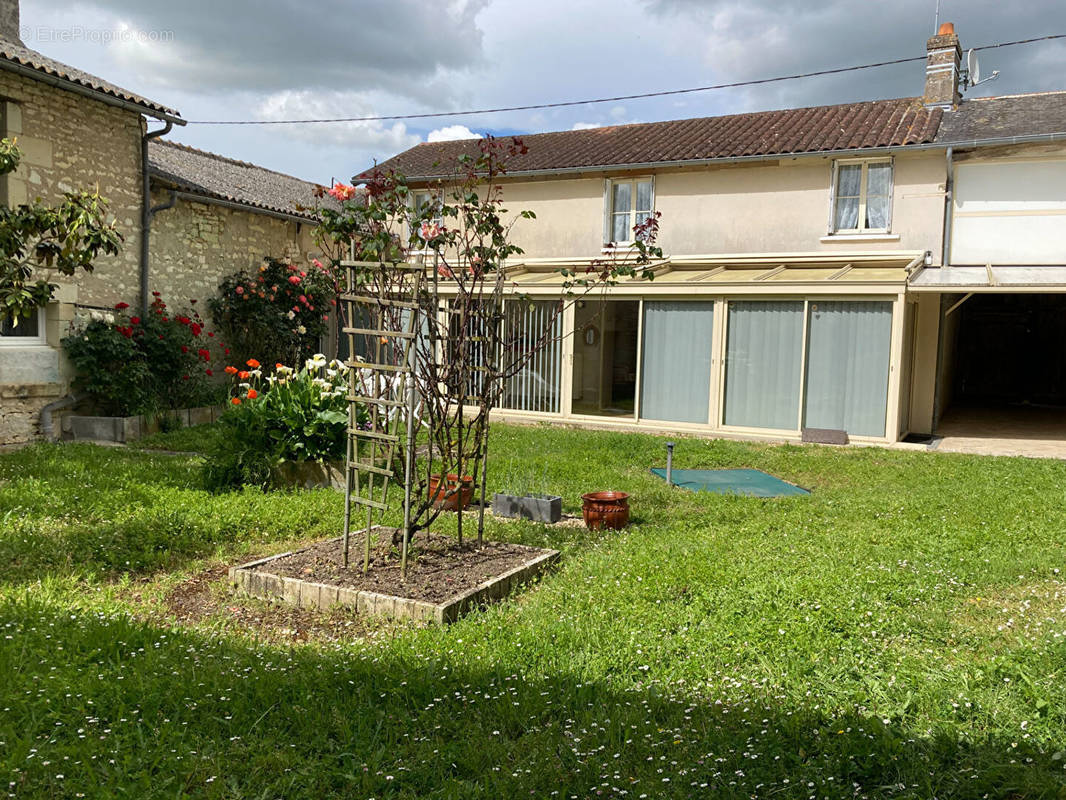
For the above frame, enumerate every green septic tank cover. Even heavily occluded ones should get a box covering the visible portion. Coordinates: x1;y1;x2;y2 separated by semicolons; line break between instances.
650;468;810;497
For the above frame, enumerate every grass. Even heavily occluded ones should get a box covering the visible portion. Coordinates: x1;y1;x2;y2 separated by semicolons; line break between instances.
3;423;1066;797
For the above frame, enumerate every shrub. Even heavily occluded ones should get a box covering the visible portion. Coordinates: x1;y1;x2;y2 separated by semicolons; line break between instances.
62;295;224;416
203;354;365;491
208;257;339;368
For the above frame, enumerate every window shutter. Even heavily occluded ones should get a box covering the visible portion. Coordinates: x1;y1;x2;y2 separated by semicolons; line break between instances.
602;178;612;245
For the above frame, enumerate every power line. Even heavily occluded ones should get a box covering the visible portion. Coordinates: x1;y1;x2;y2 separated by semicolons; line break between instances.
188;33;1066;126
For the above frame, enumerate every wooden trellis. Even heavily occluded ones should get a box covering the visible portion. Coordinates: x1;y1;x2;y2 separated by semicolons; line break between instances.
341;260;425;575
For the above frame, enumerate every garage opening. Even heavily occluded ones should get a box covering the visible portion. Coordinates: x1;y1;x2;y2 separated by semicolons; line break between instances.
936;293;1066;457
955;294;1066;407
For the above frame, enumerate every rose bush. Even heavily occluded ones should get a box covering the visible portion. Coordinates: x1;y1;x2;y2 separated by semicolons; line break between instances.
62;294;225;416
203;354;367;491
208;257;339;369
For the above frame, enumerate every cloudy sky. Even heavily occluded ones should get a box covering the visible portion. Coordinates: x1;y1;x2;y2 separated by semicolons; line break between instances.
21;0;1066;186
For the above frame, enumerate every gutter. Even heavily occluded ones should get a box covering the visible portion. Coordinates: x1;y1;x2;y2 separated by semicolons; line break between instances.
164;188;319;225
0;59;185;126
399;131;1066;182
140;121;173;313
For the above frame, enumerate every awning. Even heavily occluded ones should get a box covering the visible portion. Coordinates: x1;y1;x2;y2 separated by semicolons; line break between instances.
492;253;922;295
909;266;1066;292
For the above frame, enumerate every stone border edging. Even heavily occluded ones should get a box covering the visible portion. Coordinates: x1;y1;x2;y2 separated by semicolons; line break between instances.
229;530;559;624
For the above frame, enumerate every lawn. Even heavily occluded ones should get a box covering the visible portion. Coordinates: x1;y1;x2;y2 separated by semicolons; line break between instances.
2;423;1066;798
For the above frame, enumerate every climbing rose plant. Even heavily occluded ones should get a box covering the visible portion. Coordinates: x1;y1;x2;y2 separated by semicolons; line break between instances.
0;137;124;324
62;294;225;416
208;257;339;368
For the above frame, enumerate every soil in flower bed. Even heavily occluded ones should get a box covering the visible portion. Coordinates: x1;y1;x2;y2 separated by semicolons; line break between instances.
262;533;548;604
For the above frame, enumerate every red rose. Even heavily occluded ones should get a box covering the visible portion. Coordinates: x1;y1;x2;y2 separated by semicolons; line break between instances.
130;317;140;325
115;302;130;310
205;369;213;377
181;345;188;353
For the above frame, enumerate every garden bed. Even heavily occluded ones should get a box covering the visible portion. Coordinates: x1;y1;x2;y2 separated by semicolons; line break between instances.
66;405;223;443
230;527;558;623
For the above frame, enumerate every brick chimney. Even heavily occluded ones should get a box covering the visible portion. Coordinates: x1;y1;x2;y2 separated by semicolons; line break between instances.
923;22;962;109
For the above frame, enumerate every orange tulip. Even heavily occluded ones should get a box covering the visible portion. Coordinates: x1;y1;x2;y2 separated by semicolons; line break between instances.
247;389;258;400
224;366;238;375
231;397;241;406
238;370;251;380
275;363;284;370
246;358;261;369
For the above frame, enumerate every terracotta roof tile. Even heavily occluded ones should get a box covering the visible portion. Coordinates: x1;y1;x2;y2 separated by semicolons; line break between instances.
370;98;943;180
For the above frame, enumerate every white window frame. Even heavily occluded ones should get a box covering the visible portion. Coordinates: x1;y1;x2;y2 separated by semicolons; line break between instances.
0;306;46;347
828;158;894;235
603;176;655;247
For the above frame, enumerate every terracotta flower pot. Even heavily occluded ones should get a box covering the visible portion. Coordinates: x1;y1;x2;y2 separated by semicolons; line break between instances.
581;490;630;530
429;473;474;511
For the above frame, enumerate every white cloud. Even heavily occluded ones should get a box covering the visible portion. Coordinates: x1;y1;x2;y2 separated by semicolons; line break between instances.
256;90;421;155
571;122;602;130
427;124;484;142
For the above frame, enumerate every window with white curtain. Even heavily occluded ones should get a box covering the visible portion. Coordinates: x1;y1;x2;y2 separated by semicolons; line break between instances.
831;159;892;233
640;301;714;424
803;301;893;437
723;301;804;430
604;177;654;244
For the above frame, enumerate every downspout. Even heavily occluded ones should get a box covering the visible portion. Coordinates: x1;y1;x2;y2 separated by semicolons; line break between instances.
931;146;954;433
940;146;954;267
140;120;172;313
39;392;82;440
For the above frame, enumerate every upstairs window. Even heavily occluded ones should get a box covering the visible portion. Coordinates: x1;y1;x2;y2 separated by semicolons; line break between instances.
831;159;893;234
604;177;654;245
410;190;443;249
0;307;45;346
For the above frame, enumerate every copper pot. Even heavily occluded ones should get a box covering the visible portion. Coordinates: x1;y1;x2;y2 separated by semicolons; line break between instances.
428;473;474;511
581;490;630;530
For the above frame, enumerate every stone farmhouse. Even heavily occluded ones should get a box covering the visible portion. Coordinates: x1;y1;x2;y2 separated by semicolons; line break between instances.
0;0;328;445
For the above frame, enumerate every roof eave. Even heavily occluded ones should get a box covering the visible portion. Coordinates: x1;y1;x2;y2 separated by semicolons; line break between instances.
0;57;185;125
149;173;319;223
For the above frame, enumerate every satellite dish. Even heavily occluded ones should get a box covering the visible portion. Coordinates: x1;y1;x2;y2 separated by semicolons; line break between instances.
966;49;980;87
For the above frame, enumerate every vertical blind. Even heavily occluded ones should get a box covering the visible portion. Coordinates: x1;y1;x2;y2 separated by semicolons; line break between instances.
640;301;714;424
502;300;562;413
724;301;804;430
803;301;892;437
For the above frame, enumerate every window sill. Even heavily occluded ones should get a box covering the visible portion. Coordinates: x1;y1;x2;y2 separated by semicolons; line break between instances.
820;233;900;243
0;341;50;349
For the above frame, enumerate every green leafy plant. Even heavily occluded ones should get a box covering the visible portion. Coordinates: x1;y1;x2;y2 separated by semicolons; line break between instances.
203;354;366;491
62;294;223;416
0;137;124;324
208;257;339;368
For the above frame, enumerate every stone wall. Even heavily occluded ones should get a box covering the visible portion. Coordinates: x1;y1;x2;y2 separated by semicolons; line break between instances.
146;188;321;314
0;70;144;308
0;72;144;445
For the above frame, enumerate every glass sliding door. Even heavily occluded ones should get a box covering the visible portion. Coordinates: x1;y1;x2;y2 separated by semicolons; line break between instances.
572;300;639;417
803;301;892;437
501;300;562;413
723;300;804;430
640;301;714;424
